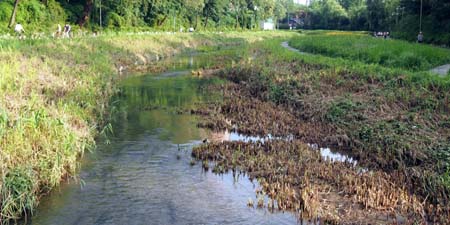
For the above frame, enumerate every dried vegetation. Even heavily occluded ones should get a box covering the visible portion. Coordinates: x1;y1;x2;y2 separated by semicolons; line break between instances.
191;37;450;224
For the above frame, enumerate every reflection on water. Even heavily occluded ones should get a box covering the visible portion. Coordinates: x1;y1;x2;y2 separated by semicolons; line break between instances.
31;54;297;225
209;130;357;165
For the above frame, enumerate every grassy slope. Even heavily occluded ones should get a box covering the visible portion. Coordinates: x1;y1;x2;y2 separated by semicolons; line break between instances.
223;33;449;209
290;31;450;72
0;31;294;222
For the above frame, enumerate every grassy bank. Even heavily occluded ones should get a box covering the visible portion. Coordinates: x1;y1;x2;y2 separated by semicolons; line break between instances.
290;31;450;72
0;31;294;222
193;33;450;222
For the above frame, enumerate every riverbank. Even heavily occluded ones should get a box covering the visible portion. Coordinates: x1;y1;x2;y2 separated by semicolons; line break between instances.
0;31;294;222
192;36;450;223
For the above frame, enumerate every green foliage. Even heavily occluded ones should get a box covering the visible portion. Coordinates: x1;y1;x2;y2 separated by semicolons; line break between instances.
1;167;38;220
309;0;348;29
325;98;358;123
0;2;13;22
106;12;125;29
303;0;449;46
0;0;293;33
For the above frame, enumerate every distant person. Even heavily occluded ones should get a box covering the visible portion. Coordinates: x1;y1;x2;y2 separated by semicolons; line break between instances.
63;24;71;38
417;32;424;43
55;24;62;38
14;23;25;39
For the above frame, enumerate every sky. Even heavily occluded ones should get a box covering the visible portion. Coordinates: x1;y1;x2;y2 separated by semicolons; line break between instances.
293;0;308;5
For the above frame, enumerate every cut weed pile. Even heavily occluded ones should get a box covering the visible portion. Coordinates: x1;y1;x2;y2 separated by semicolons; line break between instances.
191;35;450;223
0;31;294;223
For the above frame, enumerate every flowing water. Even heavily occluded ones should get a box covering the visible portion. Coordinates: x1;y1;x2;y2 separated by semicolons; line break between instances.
29;53;298;225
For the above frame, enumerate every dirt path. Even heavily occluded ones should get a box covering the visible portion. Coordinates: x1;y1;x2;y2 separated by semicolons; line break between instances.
430;64;450;76
281;41;306;54
282;41;450;76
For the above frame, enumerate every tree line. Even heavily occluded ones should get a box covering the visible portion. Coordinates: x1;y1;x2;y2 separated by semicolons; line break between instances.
0;0;448;45
0;0;296;33
301;0;450;45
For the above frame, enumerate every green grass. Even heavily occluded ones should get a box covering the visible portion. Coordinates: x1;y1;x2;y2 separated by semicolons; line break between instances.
289;31;450;72
0;31;296;222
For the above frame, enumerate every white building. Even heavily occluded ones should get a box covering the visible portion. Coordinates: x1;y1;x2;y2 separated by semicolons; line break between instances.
260;18;275;30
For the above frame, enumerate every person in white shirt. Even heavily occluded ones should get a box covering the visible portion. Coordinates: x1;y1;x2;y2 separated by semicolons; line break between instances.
14;23;25;39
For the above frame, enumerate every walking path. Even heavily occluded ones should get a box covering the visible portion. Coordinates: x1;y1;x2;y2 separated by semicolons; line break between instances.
281;41;449;77
430;64;450;77
281;41;306;54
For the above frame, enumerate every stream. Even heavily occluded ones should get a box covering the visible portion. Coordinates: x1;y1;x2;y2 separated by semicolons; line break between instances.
29;52;298;225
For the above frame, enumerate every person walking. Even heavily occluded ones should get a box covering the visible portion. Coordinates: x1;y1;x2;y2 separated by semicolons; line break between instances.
417;32;424;43
63;24;71;38
55;24;62;38
14;22;25;39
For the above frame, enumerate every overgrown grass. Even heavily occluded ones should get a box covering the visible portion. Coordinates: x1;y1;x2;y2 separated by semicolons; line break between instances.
221;35;450;209
289;31;450;72
0;31;295;223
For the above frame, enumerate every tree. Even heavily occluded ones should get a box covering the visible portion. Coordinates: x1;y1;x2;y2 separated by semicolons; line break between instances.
8;0;20;28
203;0;223;28
78;0;93;27
310;0;348;29
366;0;386;31
273;0;287;28
183;0;205;29
347;0;367;30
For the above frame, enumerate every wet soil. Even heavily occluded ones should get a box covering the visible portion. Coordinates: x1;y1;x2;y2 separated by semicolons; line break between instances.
191;78;450;224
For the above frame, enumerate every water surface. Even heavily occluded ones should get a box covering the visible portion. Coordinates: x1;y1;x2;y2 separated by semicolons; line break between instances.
30;53;297;225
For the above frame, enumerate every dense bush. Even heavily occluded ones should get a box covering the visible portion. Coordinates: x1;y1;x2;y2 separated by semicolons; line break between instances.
0;0;66;34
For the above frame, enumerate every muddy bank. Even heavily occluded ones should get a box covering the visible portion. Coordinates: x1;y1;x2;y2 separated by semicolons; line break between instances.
191;84;449;224
189;49;450;223
193;140;437;224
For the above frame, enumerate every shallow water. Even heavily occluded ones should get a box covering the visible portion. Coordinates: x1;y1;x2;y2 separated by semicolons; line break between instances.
210;130;356;165
30;53;298;225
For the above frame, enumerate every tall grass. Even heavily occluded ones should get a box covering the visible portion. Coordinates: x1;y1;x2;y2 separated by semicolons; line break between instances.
289;31;450;72
0;31;296;223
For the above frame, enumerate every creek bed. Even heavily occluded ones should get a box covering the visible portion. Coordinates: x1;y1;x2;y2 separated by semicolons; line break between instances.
29;53;297;225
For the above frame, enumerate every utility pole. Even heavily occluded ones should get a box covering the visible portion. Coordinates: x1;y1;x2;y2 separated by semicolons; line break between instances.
173;12;176;32
99;0;102;29
419;0;423;32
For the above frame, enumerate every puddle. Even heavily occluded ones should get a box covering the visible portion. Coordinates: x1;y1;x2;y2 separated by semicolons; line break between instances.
208;130;357;165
